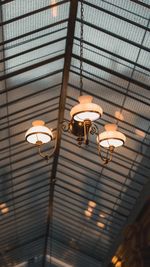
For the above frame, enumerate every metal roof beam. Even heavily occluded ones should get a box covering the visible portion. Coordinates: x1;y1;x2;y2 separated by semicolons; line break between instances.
0;53;64;81
82;0;150;32
42;1;78;267
72;54;150;90
76;19;150;53
0;19;68;46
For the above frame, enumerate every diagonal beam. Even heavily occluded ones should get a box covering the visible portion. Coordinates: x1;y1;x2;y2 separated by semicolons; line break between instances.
42;1;78;267
72;54;150;91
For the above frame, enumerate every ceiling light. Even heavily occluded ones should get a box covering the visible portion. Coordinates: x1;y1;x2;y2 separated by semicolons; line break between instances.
1;205;9;214
112;256;118;264
0;203;6;209
70;95;103;122
88;201;96;208
88;207;93;212
84;210;92;217
25;120;56;160
99;213;105;218
97;222;105;229
97;124;126;164
115;261;122;267
25;120;53;145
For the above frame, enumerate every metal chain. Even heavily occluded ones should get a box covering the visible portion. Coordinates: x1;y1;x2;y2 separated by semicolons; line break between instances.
80;0;84;95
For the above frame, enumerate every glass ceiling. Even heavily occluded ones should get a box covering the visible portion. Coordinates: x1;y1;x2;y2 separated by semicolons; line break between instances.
0;1;150;267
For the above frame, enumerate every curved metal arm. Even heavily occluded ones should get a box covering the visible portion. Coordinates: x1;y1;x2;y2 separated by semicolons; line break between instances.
89;123;99;135
37;134;57;161
98;144;114;165
61;120;70;132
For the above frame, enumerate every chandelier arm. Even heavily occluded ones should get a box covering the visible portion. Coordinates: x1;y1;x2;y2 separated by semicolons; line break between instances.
61;119;71;132
37;135;57;161
89;122;99;135
98;144;114;164
83;120;89;145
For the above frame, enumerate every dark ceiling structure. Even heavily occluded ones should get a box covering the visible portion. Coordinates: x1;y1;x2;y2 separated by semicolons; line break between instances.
0;0;150;267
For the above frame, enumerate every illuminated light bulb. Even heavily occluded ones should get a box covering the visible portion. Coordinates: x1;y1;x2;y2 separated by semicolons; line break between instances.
112;256;118;264
99;213;105;218
51;0;57;17
0;203;6;209
1;207;9;214
84;210;92;217
97;222;105;229
88;201;96;208
88;207;93;213
115;261;122;267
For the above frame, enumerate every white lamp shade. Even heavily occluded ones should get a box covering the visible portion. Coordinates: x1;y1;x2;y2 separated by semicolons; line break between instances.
25;120;53;145
70;95;103;122
98;124;126;148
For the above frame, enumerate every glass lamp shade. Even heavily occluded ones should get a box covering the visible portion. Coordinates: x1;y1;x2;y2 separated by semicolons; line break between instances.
98;124;126;148
25;120;53;145
70;95;103;122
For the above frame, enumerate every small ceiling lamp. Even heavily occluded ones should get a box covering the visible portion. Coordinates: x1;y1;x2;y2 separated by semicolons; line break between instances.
97;222;105;229
88;201;96;208
84;210;92;217
25;120;56;160
97;124;126;164
115;261;122;267
112;256;118;264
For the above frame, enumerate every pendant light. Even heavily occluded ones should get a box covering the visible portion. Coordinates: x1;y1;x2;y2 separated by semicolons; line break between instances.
62;0;103;145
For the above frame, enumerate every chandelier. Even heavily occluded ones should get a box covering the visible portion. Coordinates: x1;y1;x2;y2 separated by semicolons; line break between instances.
25;0;126;164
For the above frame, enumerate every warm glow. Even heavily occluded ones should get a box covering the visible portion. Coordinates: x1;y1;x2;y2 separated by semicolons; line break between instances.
99;213;105;218
88;207;93;212
115;111;124;121
84;210;92;217
112;256;118;264
1;207;9;214
115;261;122;267
88;201;96;208
98;124;126;148
51;0;57;17
0;203;6;209
25;120;53;145
47;255;73;267
97;222;105;229
135;129;146;138
70;95;103;122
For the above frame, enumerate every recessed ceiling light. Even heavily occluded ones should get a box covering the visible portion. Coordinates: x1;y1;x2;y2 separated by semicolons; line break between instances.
88;207;93;212
84;210;92;217
97;222;105;229
0;203;6;209
99;213;105;218
112;256;118;264
115;261;122;267
88;201;96;208
1;207;9;214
